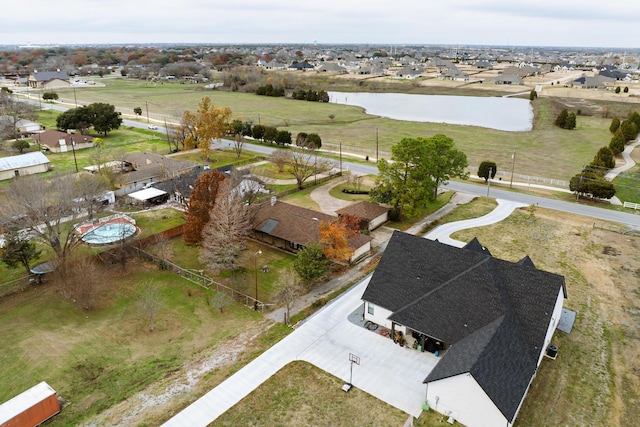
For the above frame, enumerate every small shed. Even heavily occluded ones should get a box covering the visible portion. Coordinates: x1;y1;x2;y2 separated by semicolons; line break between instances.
0;152;51;181
0;381;60;427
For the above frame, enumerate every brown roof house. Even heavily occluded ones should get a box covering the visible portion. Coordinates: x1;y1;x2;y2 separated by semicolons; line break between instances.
37;130;94;153
336;201;390;231
252;199;371;263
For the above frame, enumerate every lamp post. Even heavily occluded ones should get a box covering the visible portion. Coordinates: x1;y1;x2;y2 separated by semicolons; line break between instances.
253;250;262;310
509;148;517;188
486;167;492;202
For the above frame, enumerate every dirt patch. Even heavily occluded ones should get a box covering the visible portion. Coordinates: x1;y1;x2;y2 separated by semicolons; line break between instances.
83;320;273;426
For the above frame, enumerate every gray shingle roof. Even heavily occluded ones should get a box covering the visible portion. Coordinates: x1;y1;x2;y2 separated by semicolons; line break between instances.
362;230;566;423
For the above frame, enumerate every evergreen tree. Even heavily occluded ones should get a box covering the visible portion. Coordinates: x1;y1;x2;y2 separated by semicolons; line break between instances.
609;117;620;134
554;109;568;128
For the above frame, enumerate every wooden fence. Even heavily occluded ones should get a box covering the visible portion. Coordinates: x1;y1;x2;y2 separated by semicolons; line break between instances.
133;247;271;313
592;222;640;236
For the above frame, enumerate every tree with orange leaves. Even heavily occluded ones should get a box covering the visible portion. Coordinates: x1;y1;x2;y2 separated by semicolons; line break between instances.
181;96;232;161
319;220;356;263
183;170;225;246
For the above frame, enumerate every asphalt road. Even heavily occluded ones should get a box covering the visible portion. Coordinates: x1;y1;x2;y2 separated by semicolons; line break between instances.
240;142;640;229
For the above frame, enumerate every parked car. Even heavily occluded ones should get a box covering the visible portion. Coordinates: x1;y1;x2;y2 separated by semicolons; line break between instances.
147;124;158;130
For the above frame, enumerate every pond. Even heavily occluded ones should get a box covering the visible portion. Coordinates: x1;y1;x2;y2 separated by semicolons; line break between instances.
328;91;533;132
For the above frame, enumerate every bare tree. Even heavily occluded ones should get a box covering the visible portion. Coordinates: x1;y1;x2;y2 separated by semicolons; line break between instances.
288;147;334;189
225;168;265;205
232;133;245;159
74;172;110;221
208;291;232;314
273;267;304;324
0;91;37;141
140;281;162;331
199;181;252;280
0;173;103;264
50;254;107;310
269;149;291;172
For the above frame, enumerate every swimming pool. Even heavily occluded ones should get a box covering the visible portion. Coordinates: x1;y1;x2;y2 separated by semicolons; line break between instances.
76;214;138;245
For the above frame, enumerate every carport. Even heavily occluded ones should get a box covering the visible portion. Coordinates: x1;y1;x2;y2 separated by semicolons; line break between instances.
128;187;169;207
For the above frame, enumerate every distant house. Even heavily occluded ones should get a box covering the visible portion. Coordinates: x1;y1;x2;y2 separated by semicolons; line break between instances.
396;66;422;79
251;200;371;263
440;67;469;81
0;116;42;136
362;232;566;427
571;75;615;89
27;71;70;89
317;63;347;74
288;61;315;71
36;130;93;153
0;151;51;180
336;201;390;231
492;75;524;85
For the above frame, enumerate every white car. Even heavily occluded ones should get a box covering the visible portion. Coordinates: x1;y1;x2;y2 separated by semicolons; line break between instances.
147;124;158;130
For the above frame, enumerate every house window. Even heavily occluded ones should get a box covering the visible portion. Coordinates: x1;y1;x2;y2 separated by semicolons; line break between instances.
367;303;374;315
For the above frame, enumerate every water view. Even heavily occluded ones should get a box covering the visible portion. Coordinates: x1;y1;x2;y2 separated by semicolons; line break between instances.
328;91;533;132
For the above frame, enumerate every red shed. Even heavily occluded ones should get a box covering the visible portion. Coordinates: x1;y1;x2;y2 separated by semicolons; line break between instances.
0;382;60;427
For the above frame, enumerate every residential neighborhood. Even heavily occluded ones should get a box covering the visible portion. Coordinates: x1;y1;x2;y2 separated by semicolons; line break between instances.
0;40;639;427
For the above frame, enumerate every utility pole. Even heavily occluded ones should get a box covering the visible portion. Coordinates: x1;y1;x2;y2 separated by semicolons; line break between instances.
339;142;343;175
164;118;172;153
70;136;79;173
73;87;78;108
145;101;149;123
509;148;516;188
376;127;379;162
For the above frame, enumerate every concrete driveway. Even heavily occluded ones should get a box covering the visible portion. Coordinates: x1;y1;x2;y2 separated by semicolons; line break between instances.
425;198;528;247
163;275;437;426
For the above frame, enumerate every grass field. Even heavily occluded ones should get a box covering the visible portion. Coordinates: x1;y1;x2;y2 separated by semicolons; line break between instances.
49;77;623;181
449;206;640;426
211;200;640;427
0;263;266;425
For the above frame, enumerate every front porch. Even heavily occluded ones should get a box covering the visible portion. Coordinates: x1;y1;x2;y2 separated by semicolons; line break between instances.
350;303;448;357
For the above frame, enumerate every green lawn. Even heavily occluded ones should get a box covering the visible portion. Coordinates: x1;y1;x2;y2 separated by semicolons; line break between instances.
0;265;266;426
613;164;640;204
50;78;618;181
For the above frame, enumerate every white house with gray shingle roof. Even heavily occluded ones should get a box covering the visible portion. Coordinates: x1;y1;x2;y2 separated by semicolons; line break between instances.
362;231;566;427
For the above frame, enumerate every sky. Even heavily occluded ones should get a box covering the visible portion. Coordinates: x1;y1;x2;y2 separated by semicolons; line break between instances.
3;0;640;49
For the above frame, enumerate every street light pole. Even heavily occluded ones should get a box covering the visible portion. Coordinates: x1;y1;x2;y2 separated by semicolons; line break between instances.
486;167;492;202
509;148;517;188
253;250;262;310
